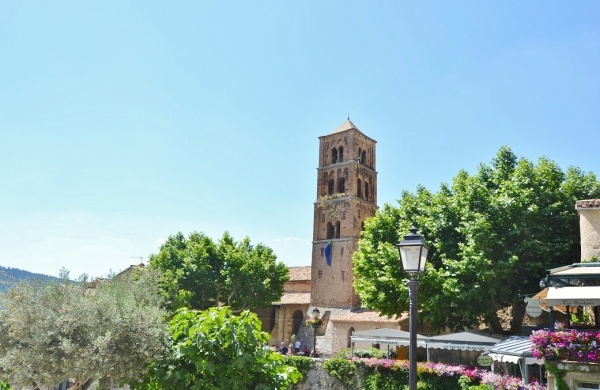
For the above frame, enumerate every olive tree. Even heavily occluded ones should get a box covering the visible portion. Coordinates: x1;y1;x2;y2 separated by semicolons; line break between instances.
0;268;169;390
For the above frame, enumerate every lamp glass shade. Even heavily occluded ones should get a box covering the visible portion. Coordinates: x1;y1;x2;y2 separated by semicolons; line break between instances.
312;308;320;320
399;246;428;273
397;227;429;275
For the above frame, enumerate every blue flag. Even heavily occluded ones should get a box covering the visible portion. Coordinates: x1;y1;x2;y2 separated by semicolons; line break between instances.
324;240;332;266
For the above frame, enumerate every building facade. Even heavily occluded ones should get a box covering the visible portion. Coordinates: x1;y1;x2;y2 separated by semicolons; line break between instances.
310;119;378;309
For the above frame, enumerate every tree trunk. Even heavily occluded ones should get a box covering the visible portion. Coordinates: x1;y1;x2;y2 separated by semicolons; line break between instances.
68;378;93;390
487;311;505;334
510;301;527;335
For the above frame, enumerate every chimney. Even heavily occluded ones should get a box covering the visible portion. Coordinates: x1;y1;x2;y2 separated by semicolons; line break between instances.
576;199;600;262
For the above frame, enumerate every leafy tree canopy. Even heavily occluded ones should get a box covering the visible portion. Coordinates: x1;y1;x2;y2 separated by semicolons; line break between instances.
353;146;600;334
132;306;300;390
0;268;169;390
148;231;289;312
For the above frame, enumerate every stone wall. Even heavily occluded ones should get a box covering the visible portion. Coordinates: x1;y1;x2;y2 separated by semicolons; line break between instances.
576;199;600;262
547;361;600;390
292;361;357;390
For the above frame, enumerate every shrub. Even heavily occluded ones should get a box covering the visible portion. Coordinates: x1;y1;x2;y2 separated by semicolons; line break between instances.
284;356;314;380
323;358;359;388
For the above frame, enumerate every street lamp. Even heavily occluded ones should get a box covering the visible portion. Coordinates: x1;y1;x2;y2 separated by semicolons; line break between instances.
397;227;428;390
311;307;321;357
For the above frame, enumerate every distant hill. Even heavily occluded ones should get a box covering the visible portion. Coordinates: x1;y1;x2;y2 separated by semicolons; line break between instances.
0;266;57;293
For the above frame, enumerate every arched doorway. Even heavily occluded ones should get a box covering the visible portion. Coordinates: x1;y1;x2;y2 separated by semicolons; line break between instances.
292;310;304;337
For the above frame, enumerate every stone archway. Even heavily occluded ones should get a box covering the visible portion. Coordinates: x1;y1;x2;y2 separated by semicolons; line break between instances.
292;310;304;337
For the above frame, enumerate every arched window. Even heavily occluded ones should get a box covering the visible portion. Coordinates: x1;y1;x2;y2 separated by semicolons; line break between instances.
338;177;345;193
323;173;329;196
328;179;335;195
326;223;335;239
361;150;367;165
335;221;341;239
357;179;362;198
338;146;344;162
358;148;362;163
365;182;369;200
347;326;355;348
332;148;338;164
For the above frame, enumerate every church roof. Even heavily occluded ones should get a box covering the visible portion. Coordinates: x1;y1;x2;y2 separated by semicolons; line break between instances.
273;292;311;305
330;309;407;324
331;119;363;135
288;266;311;281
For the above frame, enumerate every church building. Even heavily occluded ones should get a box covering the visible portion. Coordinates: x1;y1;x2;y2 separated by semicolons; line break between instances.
263;119;407;355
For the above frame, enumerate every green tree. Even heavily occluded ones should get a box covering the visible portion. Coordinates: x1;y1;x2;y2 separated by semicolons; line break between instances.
148;231;289;311
0;269;169;390
134;306;300;390
353;146;600;334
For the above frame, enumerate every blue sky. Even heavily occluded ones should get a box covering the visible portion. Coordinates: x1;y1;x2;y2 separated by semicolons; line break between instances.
1;1;599;278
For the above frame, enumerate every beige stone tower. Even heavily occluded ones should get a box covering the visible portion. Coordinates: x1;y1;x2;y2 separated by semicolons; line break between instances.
576;199;600;262
310;120;377;308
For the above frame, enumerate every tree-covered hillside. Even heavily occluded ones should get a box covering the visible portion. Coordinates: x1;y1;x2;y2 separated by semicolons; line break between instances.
0;266;56;293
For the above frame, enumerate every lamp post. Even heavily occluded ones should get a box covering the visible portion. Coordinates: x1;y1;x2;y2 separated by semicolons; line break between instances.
311;307;321;357
397;227;428;390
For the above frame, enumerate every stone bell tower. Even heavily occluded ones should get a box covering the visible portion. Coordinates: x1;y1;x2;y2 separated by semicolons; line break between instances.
310;120;378;308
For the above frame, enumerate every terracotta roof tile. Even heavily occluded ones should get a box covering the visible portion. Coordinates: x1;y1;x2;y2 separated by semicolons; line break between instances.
273;292;311;305
576;199;600;209
288;266;311;281
331;309;407;323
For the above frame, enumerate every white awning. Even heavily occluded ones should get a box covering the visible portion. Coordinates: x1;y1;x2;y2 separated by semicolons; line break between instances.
426;331;501;352
545;286;600;307
487;336;544;366
351;328;428;347
489;353;521;364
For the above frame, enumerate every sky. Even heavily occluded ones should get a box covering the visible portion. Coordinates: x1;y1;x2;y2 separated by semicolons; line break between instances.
1;2;599;278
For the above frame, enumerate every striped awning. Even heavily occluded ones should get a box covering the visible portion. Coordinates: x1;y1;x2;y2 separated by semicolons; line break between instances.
486;336;543;366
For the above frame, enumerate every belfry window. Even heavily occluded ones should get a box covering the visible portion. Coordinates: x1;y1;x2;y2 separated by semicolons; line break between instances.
328;179;335;195
361;150;367;165
365;182;369;200
338;178;345;193
326;223;335;239
331;148;338;164
335;221;341;239
357;179;362;198
338;146;344;162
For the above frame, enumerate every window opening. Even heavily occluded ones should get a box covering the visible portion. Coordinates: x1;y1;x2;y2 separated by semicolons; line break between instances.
577;382;600;390
347;327;355;348
332;148;338;164
328;179;335;195
365;182;369;200
357;179;362;198
361;150;367;165
326;223;335;239
338;178;345;193
335;221;341;239
338;146;344;162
